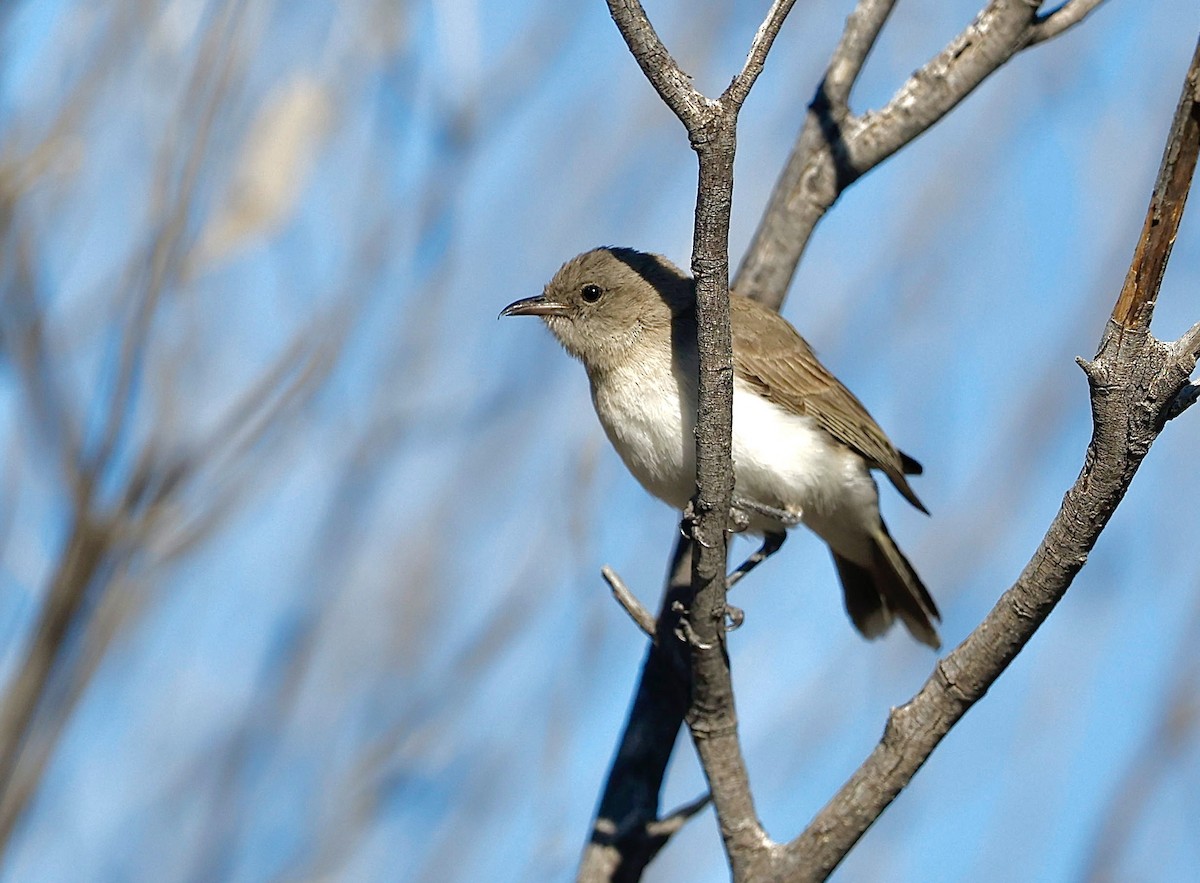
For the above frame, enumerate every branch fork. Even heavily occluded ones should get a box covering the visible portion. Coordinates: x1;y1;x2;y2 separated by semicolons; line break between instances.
579;4;1159;882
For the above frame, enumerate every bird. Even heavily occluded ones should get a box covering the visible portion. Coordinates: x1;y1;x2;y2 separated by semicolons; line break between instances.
501;247;940;648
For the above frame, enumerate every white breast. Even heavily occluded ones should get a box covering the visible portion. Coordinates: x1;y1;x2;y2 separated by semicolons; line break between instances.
590;353;695;510
589;363;881;554
731;381;847;507
731;378;881;553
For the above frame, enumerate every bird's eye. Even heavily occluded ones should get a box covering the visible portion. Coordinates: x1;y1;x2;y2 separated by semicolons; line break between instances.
581;283;603;303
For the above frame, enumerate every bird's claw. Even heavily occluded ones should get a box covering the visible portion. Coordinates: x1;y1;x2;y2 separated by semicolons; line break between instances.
679;501;715;548
674;619;711;649
724;604;744;631
670;600;742;641
727;506;751;535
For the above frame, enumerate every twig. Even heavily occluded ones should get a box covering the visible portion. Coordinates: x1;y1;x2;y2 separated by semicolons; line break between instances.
645;792;712;839
602;565;657;638
604;0;710;128
577;540;694;883
724;0;800;108
1111;34;1200;331
1030;0;1109;45
0;508;110;848
1165;325;1200;421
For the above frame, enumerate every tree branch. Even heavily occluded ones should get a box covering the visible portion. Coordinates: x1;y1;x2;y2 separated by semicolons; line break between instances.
724;1;800;108
578;539;693;883
1111;40;1200;331
771;35;1200;882
736;0;1110;309
586;3;800;879
604;0;712;128
823;0;898;107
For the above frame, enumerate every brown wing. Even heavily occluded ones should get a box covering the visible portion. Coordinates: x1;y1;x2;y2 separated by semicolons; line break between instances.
729;295;927;513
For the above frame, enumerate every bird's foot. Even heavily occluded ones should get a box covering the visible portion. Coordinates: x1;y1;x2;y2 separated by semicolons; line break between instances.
670;600;714;649
686;498;799;544
668;599;743;644
727;506;751;534
680;501;716;548
724;604;745;631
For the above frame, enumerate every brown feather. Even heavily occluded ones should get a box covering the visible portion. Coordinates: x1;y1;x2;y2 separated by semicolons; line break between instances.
831;527;941;649
729;294;928;514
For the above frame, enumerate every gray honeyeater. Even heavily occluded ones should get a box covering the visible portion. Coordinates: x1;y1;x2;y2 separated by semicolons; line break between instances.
501;247;940;648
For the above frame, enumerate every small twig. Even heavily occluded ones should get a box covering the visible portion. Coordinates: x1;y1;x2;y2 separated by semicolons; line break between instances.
645;792;713;839
1111;34;1200;331
1029;0;1109;45
577;539;694;883
1166;322;1200;421
724;0;800;108
602;565;657;638
1177;320;1200;362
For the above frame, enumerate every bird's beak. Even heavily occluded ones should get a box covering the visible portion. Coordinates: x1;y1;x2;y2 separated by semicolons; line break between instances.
499;295;569;319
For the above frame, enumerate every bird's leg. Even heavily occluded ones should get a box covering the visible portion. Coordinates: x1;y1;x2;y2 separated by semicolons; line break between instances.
730;495;803;528
724;496;798;623
726;530;787;592
682;498;795;629
679;500;707;547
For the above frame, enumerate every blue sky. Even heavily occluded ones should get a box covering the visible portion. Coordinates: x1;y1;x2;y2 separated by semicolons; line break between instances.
0;2;1198;881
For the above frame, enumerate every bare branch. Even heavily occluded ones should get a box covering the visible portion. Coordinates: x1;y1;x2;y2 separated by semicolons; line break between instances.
823;0;898;107
585;2;803;873
1111;36;1200;331
1029;0;1108;45
644;792;712;839
1166;322;1200;420
724;0;800;108
0;508;110;849
0;234;85;488
577;539;693;883
602;565;657;638
772;36;1200;881
1176;320;1200;362
737;0;1109;309
86;2;249;478
604;0;711;128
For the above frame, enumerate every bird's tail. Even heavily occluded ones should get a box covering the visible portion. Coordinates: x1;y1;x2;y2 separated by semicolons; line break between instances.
831;523;941;649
